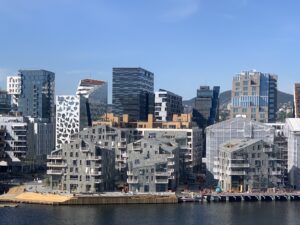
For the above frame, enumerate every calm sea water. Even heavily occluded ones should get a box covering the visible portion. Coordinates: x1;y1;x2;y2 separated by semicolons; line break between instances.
1;202;300;225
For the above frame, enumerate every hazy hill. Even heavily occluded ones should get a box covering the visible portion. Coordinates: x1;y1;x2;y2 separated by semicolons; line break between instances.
183;90;293;108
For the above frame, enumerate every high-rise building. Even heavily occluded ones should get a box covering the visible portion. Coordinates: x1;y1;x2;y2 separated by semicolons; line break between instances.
7;70;55;122
7;70;56;162
0;90;11;114
154;89;183;122
231;70;277;123
112;67;154;121
56;79;108;147
193;86;220;128
294;84;300;118
76;79;108;121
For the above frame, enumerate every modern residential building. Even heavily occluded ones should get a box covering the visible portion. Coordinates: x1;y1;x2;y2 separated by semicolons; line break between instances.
93;113;203;182
26;117;55;160
48;138;115;193
56;95;86;147
7;70;55;122
205;117;276;174
0;90;11;114
193;86;220;128
284;118;300;189
56;79;108;147
231;70;277;123
127;137;180;192
112;67;154;121
214;139;282;192
138;128;202;182
154;89;183;122
294;83;300;118
0;116;27;171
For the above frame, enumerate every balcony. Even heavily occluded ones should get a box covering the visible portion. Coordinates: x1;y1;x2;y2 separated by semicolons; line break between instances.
155;179;169;184
228;163;250;168
270;171;281;176
47;155;63;160
127;179;138;184
168;161;175;166
127;171;133;176
213;168;219;173
95;163;101;168
47;170;64;175
226;171;247;176
80;147;89;152
167;155;175;159
91;171;102;176
88;156;101;161
47;162;67;168
94;179;102;183
155;172;170;176
214;161;220;166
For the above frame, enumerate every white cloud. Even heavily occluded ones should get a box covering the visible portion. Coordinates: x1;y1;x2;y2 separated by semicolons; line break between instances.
162;0;201;22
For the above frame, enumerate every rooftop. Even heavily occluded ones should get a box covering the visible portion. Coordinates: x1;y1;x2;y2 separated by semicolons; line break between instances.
220;139;261;153
79;79;106;86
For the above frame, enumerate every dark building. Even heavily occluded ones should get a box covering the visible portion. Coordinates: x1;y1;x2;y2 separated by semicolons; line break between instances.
7;70;55;122
193;86;220;128
112;67;154;121
294;83;300;118
0;90;11;115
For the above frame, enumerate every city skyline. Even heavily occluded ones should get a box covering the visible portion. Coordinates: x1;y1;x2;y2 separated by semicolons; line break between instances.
1;0;300;100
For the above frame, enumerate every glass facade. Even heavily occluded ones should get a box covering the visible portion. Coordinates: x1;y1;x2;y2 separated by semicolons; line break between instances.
112;68;154;121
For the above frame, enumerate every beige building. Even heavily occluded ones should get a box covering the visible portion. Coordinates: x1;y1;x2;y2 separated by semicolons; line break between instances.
93;113;193;129
231;70;277;123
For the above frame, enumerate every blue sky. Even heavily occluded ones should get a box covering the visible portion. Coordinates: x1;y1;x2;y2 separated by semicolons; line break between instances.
0;0;300;101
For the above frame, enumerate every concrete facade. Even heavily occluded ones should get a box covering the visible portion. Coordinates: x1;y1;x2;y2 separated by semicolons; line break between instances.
127;137;180;192
214;139;282;192
154;89;183;122
48;139;115;193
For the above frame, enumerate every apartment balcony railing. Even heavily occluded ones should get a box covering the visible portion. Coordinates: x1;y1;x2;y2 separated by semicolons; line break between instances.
47;162;67;168
167;161;175;166
226;171;247;176
47;155;63;160
47;170;64;175
270;171;282;176
155;172;170;177
155;179;169;184
94;179;102;183
80;147;89;152
127;171;133;176
87;156;101;161
91;171;102;176
228;163;250;168
127;179;138;184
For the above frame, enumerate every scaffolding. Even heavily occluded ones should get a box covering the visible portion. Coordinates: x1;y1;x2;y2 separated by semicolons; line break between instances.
205;117;275;174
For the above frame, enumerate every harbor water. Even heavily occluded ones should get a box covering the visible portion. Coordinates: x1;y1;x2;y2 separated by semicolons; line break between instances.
1;201;300;225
